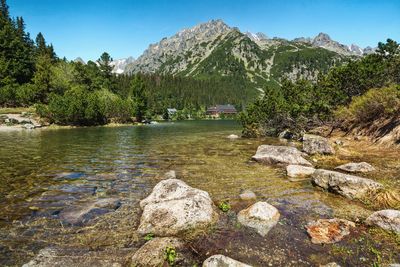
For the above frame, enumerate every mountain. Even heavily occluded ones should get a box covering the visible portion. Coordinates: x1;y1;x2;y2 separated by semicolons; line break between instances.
124;20;349;90
110;57;135;74
293;32;374;56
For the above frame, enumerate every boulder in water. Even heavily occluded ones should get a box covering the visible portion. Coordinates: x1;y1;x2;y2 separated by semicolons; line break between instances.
365;209;400;233
237;201;280;236
286;165;315;181
306;218;355;244
335;162;375;173
303;134;335;155
312;169;383;199
252;145;312;166
203;254;252;267
137;178;218;236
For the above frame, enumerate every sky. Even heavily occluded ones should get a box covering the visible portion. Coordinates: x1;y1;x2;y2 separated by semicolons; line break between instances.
8;0;400;61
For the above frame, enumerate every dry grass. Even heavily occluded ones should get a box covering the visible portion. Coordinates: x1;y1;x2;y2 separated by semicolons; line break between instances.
0;106;35;114
363;188;400;210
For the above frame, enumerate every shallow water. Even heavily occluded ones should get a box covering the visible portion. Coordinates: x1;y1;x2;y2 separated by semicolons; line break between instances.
0;120;398;266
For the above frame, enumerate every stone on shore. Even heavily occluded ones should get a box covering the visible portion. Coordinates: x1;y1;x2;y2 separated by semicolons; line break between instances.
237;202;280;236
239;190;257;201
252;145;312;166
286;165;315;181
137;178;218;236
365;209;400;233
306;218;355;244
203;254;252;267
131;237;195;266
303;134;335;155
335;162;376;173
311;169;383;199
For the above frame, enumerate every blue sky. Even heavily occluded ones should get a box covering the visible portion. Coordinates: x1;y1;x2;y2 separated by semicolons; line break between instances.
8;0;400;61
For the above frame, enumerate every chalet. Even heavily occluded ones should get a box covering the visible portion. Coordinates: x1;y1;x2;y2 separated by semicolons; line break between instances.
206;104;237;116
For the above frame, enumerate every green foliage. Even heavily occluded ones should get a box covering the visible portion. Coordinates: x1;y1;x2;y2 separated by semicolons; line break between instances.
335;85;400;126
164;246;177;266
240;39;400;137
143;233;154;241
218;201;231;212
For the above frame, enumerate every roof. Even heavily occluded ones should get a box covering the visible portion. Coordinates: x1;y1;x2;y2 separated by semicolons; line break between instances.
206;104;237;113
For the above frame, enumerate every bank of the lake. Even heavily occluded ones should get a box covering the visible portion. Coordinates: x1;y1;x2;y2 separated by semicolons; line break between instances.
0;120;399;266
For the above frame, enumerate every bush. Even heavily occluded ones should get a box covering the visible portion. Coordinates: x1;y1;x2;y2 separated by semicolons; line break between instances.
335;85;400;126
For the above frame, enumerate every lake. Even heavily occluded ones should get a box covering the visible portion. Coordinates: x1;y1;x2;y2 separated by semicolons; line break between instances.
0;120;398;266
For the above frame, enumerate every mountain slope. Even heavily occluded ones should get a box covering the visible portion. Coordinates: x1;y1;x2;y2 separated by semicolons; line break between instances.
125;20;352;91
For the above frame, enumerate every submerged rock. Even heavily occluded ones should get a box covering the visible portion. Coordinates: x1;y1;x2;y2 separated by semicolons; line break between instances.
286;165;315;181
303;134;335;155
203;254;252;267
59;198;121;225
311;169;383;199
335;162;376;173
131;237;195;266
237;201;280;236
320;263;341;267
252;145;312;166
306;218;355;244
239;190;257;201
137;178;218;236
22;247;126;267
365;209;400;233
227;134;239;140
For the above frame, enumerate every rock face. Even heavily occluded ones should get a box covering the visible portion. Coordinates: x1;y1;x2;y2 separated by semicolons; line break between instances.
335;162;376;173
303;134;335;155
131;237;195;266
365;209;400;233
286;165;315;180
137;178;218;236
237;202;280;236
252;145;312;166
239;190;257;201
311;169;383;199
203;254;252;267
306;218;355;244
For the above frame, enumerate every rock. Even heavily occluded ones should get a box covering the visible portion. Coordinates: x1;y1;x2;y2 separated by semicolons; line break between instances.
388;264;400;267
227;134;239;139
59;198;121;225
335;162;375;173
163;170;176;179
311;169;383;199
365;209;400;233
320;263;341;267
137;178;218;236
303;134;335;155
239;190;256;201
334;140;344;146
306;218;355;244
252;145;312;166
131;237;195;266
286;165;315;181
22;247;126;267
203;254;252;267
237;202;280;236
23;123;35;129
278;129;294;140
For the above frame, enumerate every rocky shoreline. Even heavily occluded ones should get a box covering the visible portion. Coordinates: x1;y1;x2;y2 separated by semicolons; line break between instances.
19;132;399;267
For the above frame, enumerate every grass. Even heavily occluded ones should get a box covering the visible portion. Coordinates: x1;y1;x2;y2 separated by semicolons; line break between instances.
362;188;400;210
0;106;35;114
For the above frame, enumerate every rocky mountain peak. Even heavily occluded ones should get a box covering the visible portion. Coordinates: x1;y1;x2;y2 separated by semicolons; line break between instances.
312;32;333;46
245;32;268;42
